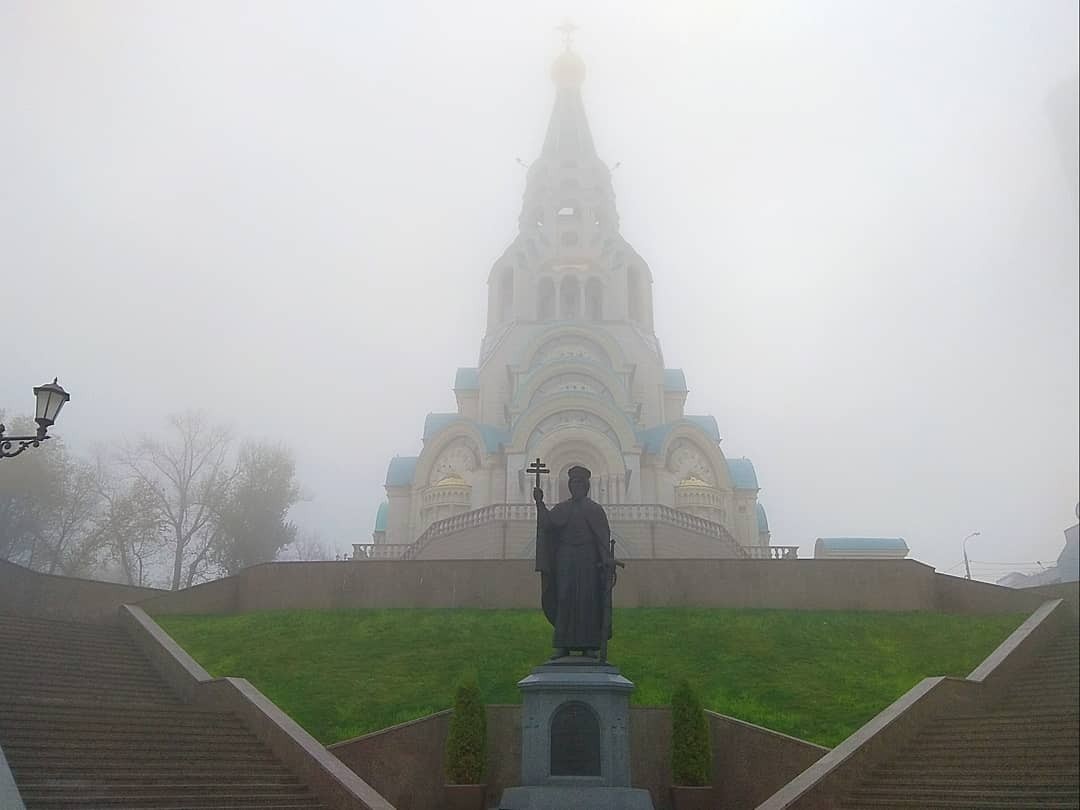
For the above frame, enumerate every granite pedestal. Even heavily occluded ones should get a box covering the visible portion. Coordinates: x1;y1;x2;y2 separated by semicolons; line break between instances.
498;658;654;810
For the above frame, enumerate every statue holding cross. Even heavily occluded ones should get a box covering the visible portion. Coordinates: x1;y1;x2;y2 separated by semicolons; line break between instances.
530;458;621;660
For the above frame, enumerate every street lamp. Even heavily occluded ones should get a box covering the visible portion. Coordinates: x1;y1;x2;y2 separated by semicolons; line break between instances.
0;378;71;460
962;531;981;580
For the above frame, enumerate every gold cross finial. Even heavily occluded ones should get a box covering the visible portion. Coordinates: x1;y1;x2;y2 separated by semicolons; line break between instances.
556;19;578;50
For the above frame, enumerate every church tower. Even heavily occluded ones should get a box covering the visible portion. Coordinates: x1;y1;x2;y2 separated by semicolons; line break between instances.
363;44;779;561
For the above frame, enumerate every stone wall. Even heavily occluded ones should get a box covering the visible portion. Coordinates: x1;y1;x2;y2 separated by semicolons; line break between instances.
329;704;826;810
141;558;965;615
709;713;829;809
0;559;163;624
933;572;1047;615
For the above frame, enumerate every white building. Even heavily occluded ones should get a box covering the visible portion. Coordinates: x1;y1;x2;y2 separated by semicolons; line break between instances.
359;47;786;562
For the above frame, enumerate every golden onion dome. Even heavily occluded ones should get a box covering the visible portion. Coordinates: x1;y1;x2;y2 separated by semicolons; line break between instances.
434;473;469;487
677;476;711;488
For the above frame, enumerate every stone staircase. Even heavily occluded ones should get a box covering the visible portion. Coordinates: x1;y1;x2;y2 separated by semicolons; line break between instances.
0;614;327;809
839;622;1080;809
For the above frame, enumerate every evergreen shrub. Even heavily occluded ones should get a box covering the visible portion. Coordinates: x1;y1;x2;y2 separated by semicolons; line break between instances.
444;678;487;784
671;680;711;786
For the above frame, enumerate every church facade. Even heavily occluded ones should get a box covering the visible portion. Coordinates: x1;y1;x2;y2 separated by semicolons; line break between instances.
361;48;782;561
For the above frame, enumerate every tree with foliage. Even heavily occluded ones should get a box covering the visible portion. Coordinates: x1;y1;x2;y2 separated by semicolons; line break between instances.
444;677;487;785
671;680;711;786
0;414;103;576
119;411;234;590
212;441;301;576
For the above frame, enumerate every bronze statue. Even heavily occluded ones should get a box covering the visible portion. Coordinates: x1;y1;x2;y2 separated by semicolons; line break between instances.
532;462;618;659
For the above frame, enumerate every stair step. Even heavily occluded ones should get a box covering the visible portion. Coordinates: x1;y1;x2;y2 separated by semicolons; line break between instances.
9;762;298;778
863;775;1080;789
851;787;1080;801
894;747;1080;760
0;727;254;743
15;801;324;809
16;792;323;807
15;779;304;794
1;738;266;753
0;669;166;686
873;766;1079;780
951;707;1079;719
6;749;278;764
839;799;1078;809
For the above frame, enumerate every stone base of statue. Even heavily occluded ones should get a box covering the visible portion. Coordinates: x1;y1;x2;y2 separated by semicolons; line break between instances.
497;658;655;810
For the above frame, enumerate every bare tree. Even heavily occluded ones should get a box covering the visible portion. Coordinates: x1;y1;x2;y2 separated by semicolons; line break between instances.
95;455;167;588
119;412;234;590
284;529;332;561
42;457;102;575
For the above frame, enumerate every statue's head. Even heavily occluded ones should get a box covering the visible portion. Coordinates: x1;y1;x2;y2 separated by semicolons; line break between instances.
567;466;591;501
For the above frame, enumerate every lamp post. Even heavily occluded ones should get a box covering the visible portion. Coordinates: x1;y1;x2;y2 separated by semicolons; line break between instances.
962;531;981;580
0;379;71;460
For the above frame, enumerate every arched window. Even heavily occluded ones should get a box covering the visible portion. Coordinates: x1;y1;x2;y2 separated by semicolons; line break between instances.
538;277;556;320
500;267;514;323
557;201;580;220
585;278;603;321
560;276;580;320
627;266;641;322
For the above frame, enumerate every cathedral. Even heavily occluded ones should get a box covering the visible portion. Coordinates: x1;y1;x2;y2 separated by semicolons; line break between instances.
358;46;784;562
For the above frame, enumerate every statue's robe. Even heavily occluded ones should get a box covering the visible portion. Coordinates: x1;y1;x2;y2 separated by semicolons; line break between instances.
535;497;612;650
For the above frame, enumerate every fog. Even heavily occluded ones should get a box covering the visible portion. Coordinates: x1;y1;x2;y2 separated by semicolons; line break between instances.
2;1;1077;580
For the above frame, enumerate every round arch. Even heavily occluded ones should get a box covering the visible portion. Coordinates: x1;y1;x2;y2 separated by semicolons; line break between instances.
413;421;488;490
530;426;624;504
513;360;627;411
509;394;639;456
520;324;629;373
656;424;732;490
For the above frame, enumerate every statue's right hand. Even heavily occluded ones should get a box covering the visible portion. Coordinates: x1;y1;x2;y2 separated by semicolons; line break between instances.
533;487;544;504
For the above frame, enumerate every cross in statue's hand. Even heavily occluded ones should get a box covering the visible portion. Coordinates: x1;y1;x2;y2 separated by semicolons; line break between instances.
527;457;550;493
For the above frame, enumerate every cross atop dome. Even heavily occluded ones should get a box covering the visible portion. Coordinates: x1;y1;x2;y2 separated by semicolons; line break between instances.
556;19;579;50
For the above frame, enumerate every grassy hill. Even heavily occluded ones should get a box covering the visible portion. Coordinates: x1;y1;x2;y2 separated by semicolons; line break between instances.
156;607;1024;747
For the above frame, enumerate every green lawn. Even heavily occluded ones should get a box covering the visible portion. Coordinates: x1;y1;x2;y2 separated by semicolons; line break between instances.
156;608;1024;747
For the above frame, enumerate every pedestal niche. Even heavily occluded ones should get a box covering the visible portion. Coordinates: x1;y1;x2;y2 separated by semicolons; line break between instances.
498;659;655;810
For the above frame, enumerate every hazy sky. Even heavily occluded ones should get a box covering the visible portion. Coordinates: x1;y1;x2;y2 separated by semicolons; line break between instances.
2;1;1077;581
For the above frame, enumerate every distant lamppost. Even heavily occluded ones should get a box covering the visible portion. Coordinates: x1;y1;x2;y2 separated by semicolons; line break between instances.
962;531;981;580
0;379;71;460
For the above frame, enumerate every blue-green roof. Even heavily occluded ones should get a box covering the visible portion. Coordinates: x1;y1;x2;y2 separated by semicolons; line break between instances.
454;367;480;390
423;413;459;440
756;503;770;534
685;415;720;443
637;416;721;454
663;369;688;392
385;457;418;487
816;537;908;552
727;458;759;490
422;413;509;452
373;502;389;532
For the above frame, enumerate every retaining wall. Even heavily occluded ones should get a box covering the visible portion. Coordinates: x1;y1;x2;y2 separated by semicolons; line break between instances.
329;704;825;810
138;558;1048;617
0;559;163;624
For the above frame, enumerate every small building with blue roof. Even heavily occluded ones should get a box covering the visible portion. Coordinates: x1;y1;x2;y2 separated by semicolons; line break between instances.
814;537;909;560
